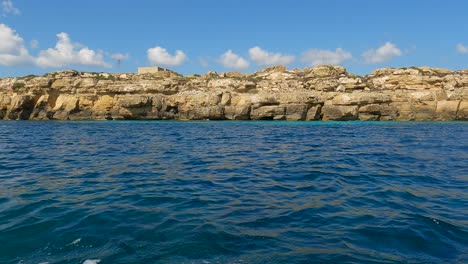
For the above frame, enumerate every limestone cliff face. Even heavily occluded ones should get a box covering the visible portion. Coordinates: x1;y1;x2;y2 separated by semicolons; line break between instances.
0;65;467;121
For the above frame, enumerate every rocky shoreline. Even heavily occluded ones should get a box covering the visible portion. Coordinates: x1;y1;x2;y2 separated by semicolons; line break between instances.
0;65;467;121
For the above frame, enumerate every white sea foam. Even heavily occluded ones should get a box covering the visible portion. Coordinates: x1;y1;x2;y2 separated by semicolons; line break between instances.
68;238;81;246
82;260;101;264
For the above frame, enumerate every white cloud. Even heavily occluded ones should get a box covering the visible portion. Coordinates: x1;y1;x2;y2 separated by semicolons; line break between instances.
0;24;22;54
0;24;125;69
147;46;187;66
0;24;34;66
456;43;468;54
219;50;249;70
1;0;19;16
110;53;129;60
301;48;352;66
248;46;295;66
362;42;402;64
36;32;111;68
30;39;39;49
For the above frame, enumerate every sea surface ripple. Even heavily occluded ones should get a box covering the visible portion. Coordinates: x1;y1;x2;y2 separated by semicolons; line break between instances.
0;121;467;264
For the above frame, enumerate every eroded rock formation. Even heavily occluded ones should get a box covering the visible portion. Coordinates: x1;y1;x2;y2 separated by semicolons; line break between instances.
0;65;467;121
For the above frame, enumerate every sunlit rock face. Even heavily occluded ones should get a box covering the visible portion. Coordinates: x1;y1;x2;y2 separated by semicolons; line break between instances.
0;66;467;121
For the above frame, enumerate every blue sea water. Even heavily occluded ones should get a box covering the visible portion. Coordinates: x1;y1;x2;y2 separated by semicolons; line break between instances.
0;121;467;264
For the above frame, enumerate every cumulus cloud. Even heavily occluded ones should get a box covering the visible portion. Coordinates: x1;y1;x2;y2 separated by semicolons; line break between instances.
147;46;187;66
456;43;468;54
1;0;19;16
36;32;111;68
362;42;402;64
248;46;295;66
219;50;249;70
0;24;23;54
0;24;125;69
0;24;34;66
301;48;352;66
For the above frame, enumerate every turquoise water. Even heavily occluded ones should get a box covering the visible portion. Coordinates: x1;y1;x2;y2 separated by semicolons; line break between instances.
0;121;467;264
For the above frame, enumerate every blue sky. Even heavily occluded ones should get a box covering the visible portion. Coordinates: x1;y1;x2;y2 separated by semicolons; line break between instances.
0;0;467;77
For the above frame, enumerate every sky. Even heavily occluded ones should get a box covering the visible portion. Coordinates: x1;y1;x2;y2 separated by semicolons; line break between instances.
0;0;467;77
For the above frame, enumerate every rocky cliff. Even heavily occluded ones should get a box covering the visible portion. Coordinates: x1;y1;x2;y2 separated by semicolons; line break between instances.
0;65;467;121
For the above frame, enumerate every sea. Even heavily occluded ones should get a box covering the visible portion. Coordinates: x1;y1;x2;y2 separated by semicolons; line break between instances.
0;121;466;264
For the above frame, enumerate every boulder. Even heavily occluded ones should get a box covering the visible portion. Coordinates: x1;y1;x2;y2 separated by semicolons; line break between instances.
51;78;75;90
321;105;358;121
75;78;97;89
435;100;460;120
457;101;468;120
52;95;79;120
305;105;322;121
225;104;251;120
221;93;231;105
93;95;114;119
118;107;150;120
250;105;285;120
285;104;309;121
306;65;346;78
306;78;339;91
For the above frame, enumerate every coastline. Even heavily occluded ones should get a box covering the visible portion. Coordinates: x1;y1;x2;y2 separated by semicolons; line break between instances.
0;65;467;121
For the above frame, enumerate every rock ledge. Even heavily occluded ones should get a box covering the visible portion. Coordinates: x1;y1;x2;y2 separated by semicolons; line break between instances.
0;66;467;121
